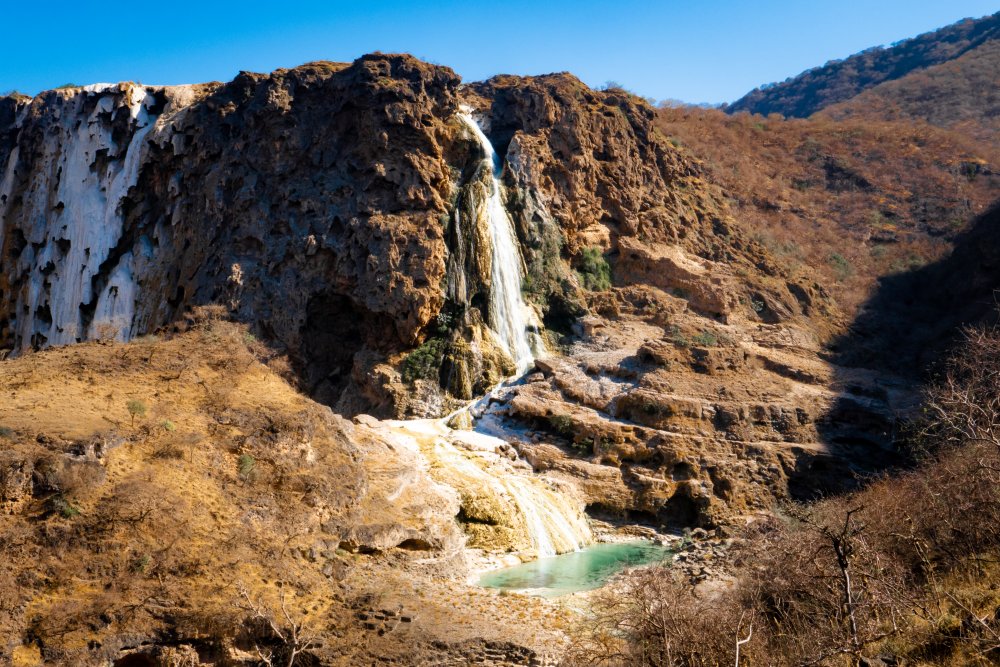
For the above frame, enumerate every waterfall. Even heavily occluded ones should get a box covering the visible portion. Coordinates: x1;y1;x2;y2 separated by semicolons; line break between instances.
386;117;590;557
385;419;591;558
456;110;542;374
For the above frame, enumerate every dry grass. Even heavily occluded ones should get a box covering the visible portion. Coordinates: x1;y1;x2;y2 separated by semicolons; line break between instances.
0;312;575;664
0;312;360;663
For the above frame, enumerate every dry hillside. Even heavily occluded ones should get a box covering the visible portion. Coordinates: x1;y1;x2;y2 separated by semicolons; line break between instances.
822;37;1000;146
0;311;572;665
728;11;1000;117
656;106;1000;315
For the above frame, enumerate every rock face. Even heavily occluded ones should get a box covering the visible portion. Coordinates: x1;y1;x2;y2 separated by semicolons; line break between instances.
0;59;695;407
1;54;784;418
0;83;204;349
0;57;460;414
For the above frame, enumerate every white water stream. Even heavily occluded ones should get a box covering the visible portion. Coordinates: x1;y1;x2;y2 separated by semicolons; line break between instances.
383;112;588;559
456;110;542;374
384;419;590;558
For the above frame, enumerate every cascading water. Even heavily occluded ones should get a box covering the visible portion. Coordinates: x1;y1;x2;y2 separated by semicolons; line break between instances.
456;110;542;374
378;110;590;560
385;419;591;558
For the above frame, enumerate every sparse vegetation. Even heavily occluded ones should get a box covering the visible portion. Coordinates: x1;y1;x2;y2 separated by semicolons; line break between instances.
691;331;718;347
728;13;1000;118
656;104;1000;311
49;494;80;519
668;325;690;348
401;337;446;383
0;316;435;662
126;399;147;427
576;247;612;291
890;252;927;273
829;251;853;281
237;453;257;482
548;414;575;437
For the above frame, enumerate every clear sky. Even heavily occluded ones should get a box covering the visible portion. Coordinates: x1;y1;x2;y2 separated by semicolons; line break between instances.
3;1;997;104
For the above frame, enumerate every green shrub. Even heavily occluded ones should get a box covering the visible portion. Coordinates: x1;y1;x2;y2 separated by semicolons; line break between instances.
401;338;446;384
49;495;80;519
548;414;575;437
237;454;256;482
434;311;455;336
891;253;926;273
126;399;147;427
828;252;853;281
161;420;176;432
668;325;689;348
0;426;12;439
576;247;612;291
692;331;719;347
130;554;151;573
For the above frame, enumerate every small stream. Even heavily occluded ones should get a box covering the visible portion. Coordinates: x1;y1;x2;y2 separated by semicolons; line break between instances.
479;540;673;598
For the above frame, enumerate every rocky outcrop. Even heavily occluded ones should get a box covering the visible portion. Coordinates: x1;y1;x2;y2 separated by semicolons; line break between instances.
3;56;754;418
0;57;460;413
490;286;901;528
0;83;205;349
1;53;833;422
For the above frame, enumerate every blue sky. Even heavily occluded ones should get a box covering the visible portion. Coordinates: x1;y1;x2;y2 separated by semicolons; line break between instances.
3;1;997;103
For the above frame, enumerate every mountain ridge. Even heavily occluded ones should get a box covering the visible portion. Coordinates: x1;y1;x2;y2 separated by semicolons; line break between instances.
727;11;1000;118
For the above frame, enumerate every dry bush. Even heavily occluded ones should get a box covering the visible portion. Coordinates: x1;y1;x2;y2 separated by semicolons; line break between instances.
32;455;106;501
234;582;320;666
568;569;751;666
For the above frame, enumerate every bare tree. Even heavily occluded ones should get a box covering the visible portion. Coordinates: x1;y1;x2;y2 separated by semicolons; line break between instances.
235;582;317;667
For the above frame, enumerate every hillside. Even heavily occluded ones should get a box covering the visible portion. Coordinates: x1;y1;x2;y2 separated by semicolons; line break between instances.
656;106;1000;315
0;312;575;664
727;11;1000;118
821;37;1000;146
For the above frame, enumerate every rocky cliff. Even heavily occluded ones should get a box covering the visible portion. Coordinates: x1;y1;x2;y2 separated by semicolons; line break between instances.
1;53;903;539
0;55;815;416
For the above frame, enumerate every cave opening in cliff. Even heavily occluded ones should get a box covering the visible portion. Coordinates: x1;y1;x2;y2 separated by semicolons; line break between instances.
300;292;372;412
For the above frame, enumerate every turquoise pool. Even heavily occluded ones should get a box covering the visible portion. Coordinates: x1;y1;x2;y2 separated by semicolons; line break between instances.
479;540;673;597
